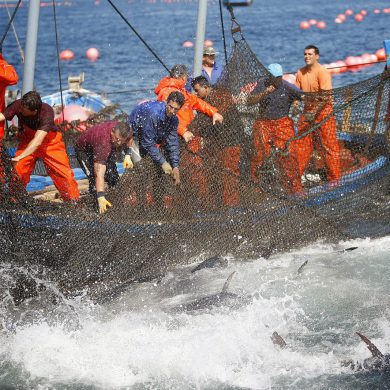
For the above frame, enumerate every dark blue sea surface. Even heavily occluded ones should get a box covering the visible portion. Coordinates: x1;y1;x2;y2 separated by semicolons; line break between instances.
1;0;389;111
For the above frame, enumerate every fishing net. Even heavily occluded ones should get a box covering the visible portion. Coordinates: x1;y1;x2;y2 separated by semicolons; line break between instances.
1;38;390;301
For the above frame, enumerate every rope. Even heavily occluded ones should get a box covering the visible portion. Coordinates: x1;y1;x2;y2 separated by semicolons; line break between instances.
3;0;24;62
0;0;22;48
52;0;65;123
218;0;228;66
106;0;169;72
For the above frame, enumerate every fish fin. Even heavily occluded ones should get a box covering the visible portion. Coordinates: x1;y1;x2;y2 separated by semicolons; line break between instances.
297;259;308;274
271;331;287;348
222;271;236;293
356;332;384;358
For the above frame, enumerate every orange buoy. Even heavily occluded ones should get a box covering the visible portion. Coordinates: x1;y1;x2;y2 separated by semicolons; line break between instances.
204;39;213;47
299;21;310;29
354;14;364;22
59;49;74;61
335;60;348;73
182;41;194;48
334;17;343;24
345;9;353;16
309;19;317;25
316;21;327;29
360;10;367;16
86;47;99;62
337;14;346;21
373;9;380;14
375;48;386;61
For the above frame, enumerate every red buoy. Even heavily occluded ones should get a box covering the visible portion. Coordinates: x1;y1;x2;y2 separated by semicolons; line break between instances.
182;41;194;48
59;49;74;61
204;39;213;47
376;48;386;61
316;21;327;29
354;14;364;22
299;21;310;29
345;9;353;16
86;47;99;62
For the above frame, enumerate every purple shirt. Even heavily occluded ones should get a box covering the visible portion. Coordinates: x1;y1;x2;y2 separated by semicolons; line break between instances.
4;99;55;132
75;121;118;163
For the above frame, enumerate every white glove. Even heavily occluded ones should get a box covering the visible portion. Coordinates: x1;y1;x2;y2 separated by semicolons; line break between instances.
123;154;134;169
161;161;173;175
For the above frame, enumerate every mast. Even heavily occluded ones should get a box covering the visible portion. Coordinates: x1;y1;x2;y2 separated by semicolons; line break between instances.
192;0;207;78
22;0;40;95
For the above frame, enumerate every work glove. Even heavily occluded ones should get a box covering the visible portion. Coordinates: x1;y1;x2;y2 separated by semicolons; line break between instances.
123;154;134;169
161;161;173;175
97;196;112;214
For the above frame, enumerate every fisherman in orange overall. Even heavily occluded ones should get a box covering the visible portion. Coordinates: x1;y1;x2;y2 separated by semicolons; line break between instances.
191;75;243;206
0;91;80;201
155;64;223;200
246;64;303;193
0;47;18;142
295;45;341;183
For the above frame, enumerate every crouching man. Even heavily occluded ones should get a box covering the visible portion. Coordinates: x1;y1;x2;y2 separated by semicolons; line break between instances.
75;120;133;213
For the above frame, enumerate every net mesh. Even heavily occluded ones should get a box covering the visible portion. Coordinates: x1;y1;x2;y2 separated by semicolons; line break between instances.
1;39;390;300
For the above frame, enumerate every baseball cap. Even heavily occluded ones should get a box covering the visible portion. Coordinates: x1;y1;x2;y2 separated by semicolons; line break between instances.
203;46;218;56
267;63;283;77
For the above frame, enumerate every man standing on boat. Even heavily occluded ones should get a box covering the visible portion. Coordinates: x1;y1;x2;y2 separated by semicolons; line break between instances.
0;91;80;202
294;45;341;184
245;64;303;194
0;47;18;142
200;46;223;86
74;121;133;214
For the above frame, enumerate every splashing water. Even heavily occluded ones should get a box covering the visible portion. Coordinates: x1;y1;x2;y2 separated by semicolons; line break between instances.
1;237;390;389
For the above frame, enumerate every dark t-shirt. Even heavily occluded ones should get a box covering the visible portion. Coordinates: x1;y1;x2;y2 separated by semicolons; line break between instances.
75;121;117;163
4;99;55;132
253;80;301;120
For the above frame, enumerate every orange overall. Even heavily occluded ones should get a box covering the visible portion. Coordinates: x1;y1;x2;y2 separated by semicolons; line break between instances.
14;128;80;201
0;54;18;141
295;63;341;182
251;116;302;193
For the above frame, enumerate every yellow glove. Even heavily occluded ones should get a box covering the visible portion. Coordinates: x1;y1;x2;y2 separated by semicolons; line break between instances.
123;154;134;169
161;161;173;175
97;196;112;214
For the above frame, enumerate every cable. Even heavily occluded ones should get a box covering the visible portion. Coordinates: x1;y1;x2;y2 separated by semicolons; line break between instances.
3;0;24;63
106;0;169;72
218;0;228;66
52;0;65;123
0;0;22;48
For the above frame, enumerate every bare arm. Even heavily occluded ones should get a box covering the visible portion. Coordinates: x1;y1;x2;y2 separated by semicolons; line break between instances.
12;130;48;162
94;161;107;193
0;113;5;122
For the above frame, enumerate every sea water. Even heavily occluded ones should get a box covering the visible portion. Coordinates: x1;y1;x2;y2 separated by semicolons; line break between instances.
1;0;390;388
1;237;390;388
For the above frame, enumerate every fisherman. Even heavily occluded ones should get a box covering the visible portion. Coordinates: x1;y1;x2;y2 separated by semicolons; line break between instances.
186;46;224;91
246;63;303;193
191;75;243;206
0;91;80;201
154;64;223;143
294;45;341;184
74;120;133;214
127;91;185;206
201;46;223;85
0;47;18;143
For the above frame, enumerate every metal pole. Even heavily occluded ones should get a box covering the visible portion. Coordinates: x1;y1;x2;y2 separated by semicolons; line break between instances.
22;0;40;95
192;0;207;78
